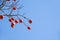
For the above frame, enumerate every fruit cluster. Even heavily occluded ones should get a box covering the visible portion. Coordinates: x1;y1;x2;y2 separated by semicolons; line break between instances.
0;0;32;30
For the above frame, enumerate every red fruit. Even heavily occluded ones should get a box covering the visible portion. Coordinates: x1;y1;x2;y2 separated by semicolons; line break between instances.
15;20;19;24
27;26;31;30
10;17;14;21
28;19;32;24
11;23;15;28
19;19;23;23
0;15;4;20
13;7;16;10
9;18;12;22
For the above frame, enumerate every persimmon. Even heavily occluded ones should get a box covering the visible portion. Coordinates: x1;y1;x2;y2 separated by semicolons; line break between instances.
10;17;15;21
15;19;19;24
27;26;31;30
9;18;12;22
11;22;15;28
13;7;16;10
19;19;23;23
28;19;32;24
0;15;4;20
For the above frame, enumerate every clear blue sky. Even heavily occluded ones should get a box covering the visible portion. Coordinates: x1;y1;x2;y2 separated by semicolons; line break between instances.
0;0;60;40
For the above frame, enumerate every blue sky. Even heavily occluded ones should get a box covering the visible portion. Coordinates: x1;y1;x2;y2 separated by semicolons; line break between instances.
0;0;60;40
